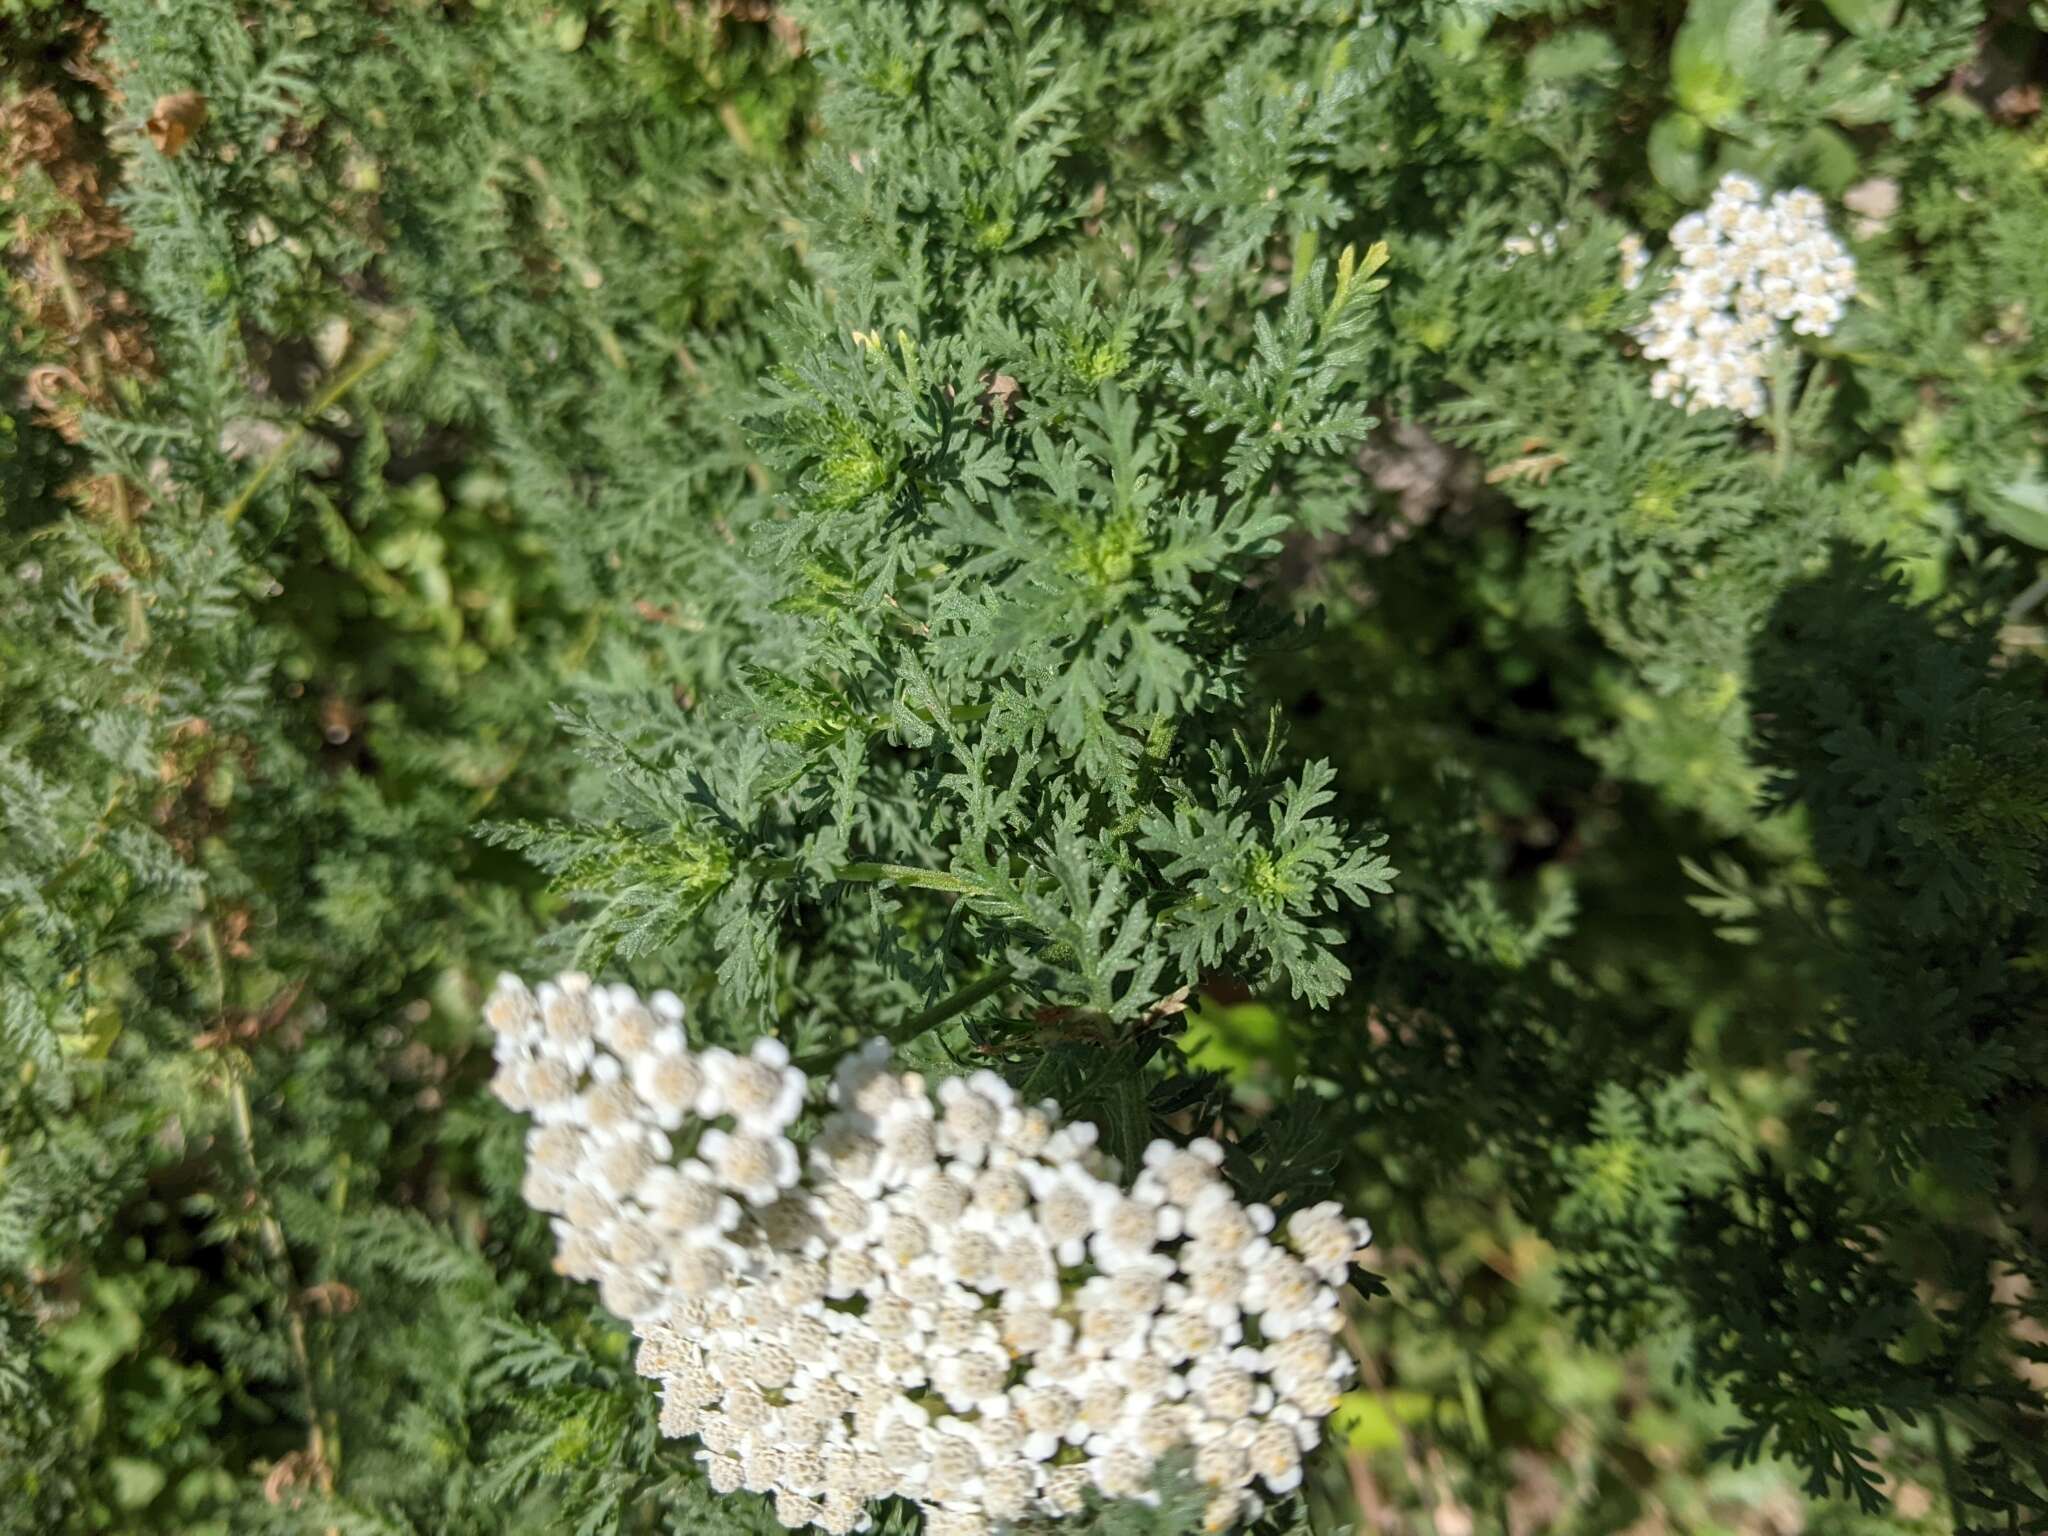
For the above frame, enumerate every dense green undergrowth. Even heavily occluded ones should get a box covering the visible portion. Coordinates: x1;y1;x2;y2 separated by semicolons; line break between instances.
3;1;2046;1533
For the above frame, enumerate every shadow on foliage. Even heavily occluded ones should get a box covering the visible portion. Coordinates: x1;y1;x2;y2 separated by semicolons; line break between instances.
1687;547;2048;1527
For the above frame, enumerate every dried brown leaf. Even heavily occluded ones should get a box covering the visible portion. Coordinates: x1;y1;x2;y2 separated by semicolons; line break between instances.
144;91;208;156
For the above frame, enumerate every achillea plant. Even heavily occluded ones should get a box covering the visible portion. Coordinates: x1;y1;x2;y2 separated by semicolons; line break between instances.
4;2;2047;1535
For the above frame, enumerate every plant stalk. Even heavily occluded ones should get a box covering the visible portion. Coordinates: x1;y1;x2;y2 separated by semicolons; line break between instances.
222;335;401;527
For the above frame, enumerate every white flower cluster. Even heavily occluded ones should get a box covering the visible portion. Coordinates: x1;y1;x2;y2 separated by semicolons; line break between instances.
1633;173;1856;419
485;973;1373;1536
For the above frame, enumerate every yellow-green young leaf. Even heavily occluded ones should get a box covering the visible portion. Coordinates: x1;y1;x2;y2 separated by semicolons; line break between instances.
1670;0;1770;126
107;1458;168;1511
1991;474;2048;550
1179;1000;1298;1082
1330;1390;1436;1450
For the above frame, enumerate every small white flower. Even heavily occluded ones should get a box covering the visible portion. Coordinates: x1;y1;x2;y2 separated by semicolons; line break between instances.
535;977;598;1074
1087;1446;1154;1501
1499;219;1565;269
997;1098;1058;1158
1182;1184;1272;1254
1137;1136;1226;1207
1285;1199;1371;1282
810;1113;886;1192
830;1038;897;1115
700;1127;801;1207
1618;231;1648;290
1246;1252;1338;1338
558;1179;620;1237
1016;1384;1081;1461
1267;1328;1349;1396
587;1134;662;1202
599;1263;665;1322
633;1044;708;1130
911;1168;970;1226
699;1450;744;1493
826;1241;878;1300
517;1055;580;1121
485;974;542;1050
813;1179;873;1241
935;1074;1006;1164
709;1038;807;1133
934;1349;1009;1414
1278;1371;1342;1419
1025;1164;1098;1265
574;1073;645;1143
641;1161;739;1235
966;1164;1032;1236
990;1232;1061;1309
1088;1189;1179;1274
1194;1436;1252;1492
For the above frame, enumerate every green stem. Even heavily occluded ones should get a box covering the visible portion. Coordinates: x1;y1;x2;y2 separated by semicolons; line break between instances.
753;857;991;899
1457;1356;1491;1455
886;964;1019;1044
796;964;1019;1072
226;1057;338;1490
835;861;989;896
1770;345;1794;479
1933;1408;1961;1530
206;909;338;1494
222;335;401;528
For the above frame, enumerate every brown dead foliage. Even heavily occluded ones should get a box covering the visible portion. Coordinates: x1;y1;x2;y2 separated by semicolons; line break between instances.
2;24;156;461
143;90;208;156
192;977;308;1052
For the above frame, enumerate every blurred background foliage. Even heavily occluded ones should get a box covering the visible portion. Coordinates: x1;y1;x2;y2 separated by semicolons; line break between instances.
3;2;2045;1534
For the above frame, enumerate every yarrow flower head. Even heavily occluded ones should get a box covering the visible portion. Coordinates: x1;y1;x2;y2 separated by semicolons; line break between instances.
1631;172;1856;419
485;975;1375;1534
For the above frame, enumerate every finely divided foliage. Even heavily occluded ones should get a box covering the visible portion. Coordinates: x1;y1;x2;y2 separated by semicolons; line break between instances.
493;5;1402;1022
4;2;2048;1535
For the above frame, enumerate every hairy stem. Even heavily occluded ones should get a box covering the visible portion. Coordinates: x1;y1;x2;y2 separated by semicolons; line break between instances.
202;915;340;1501
886;964;1019;1044
833;860;990;896
797;964;1021;1073
752;857;993;899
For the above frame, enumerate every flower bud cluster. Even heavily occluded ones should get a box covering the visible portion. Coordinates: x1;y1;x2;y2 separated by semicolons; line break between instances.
485;973;1374;1536
1633;173;1856;419
1617;231;1648;293
1499;220;1564;268
1500;222;1647;291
